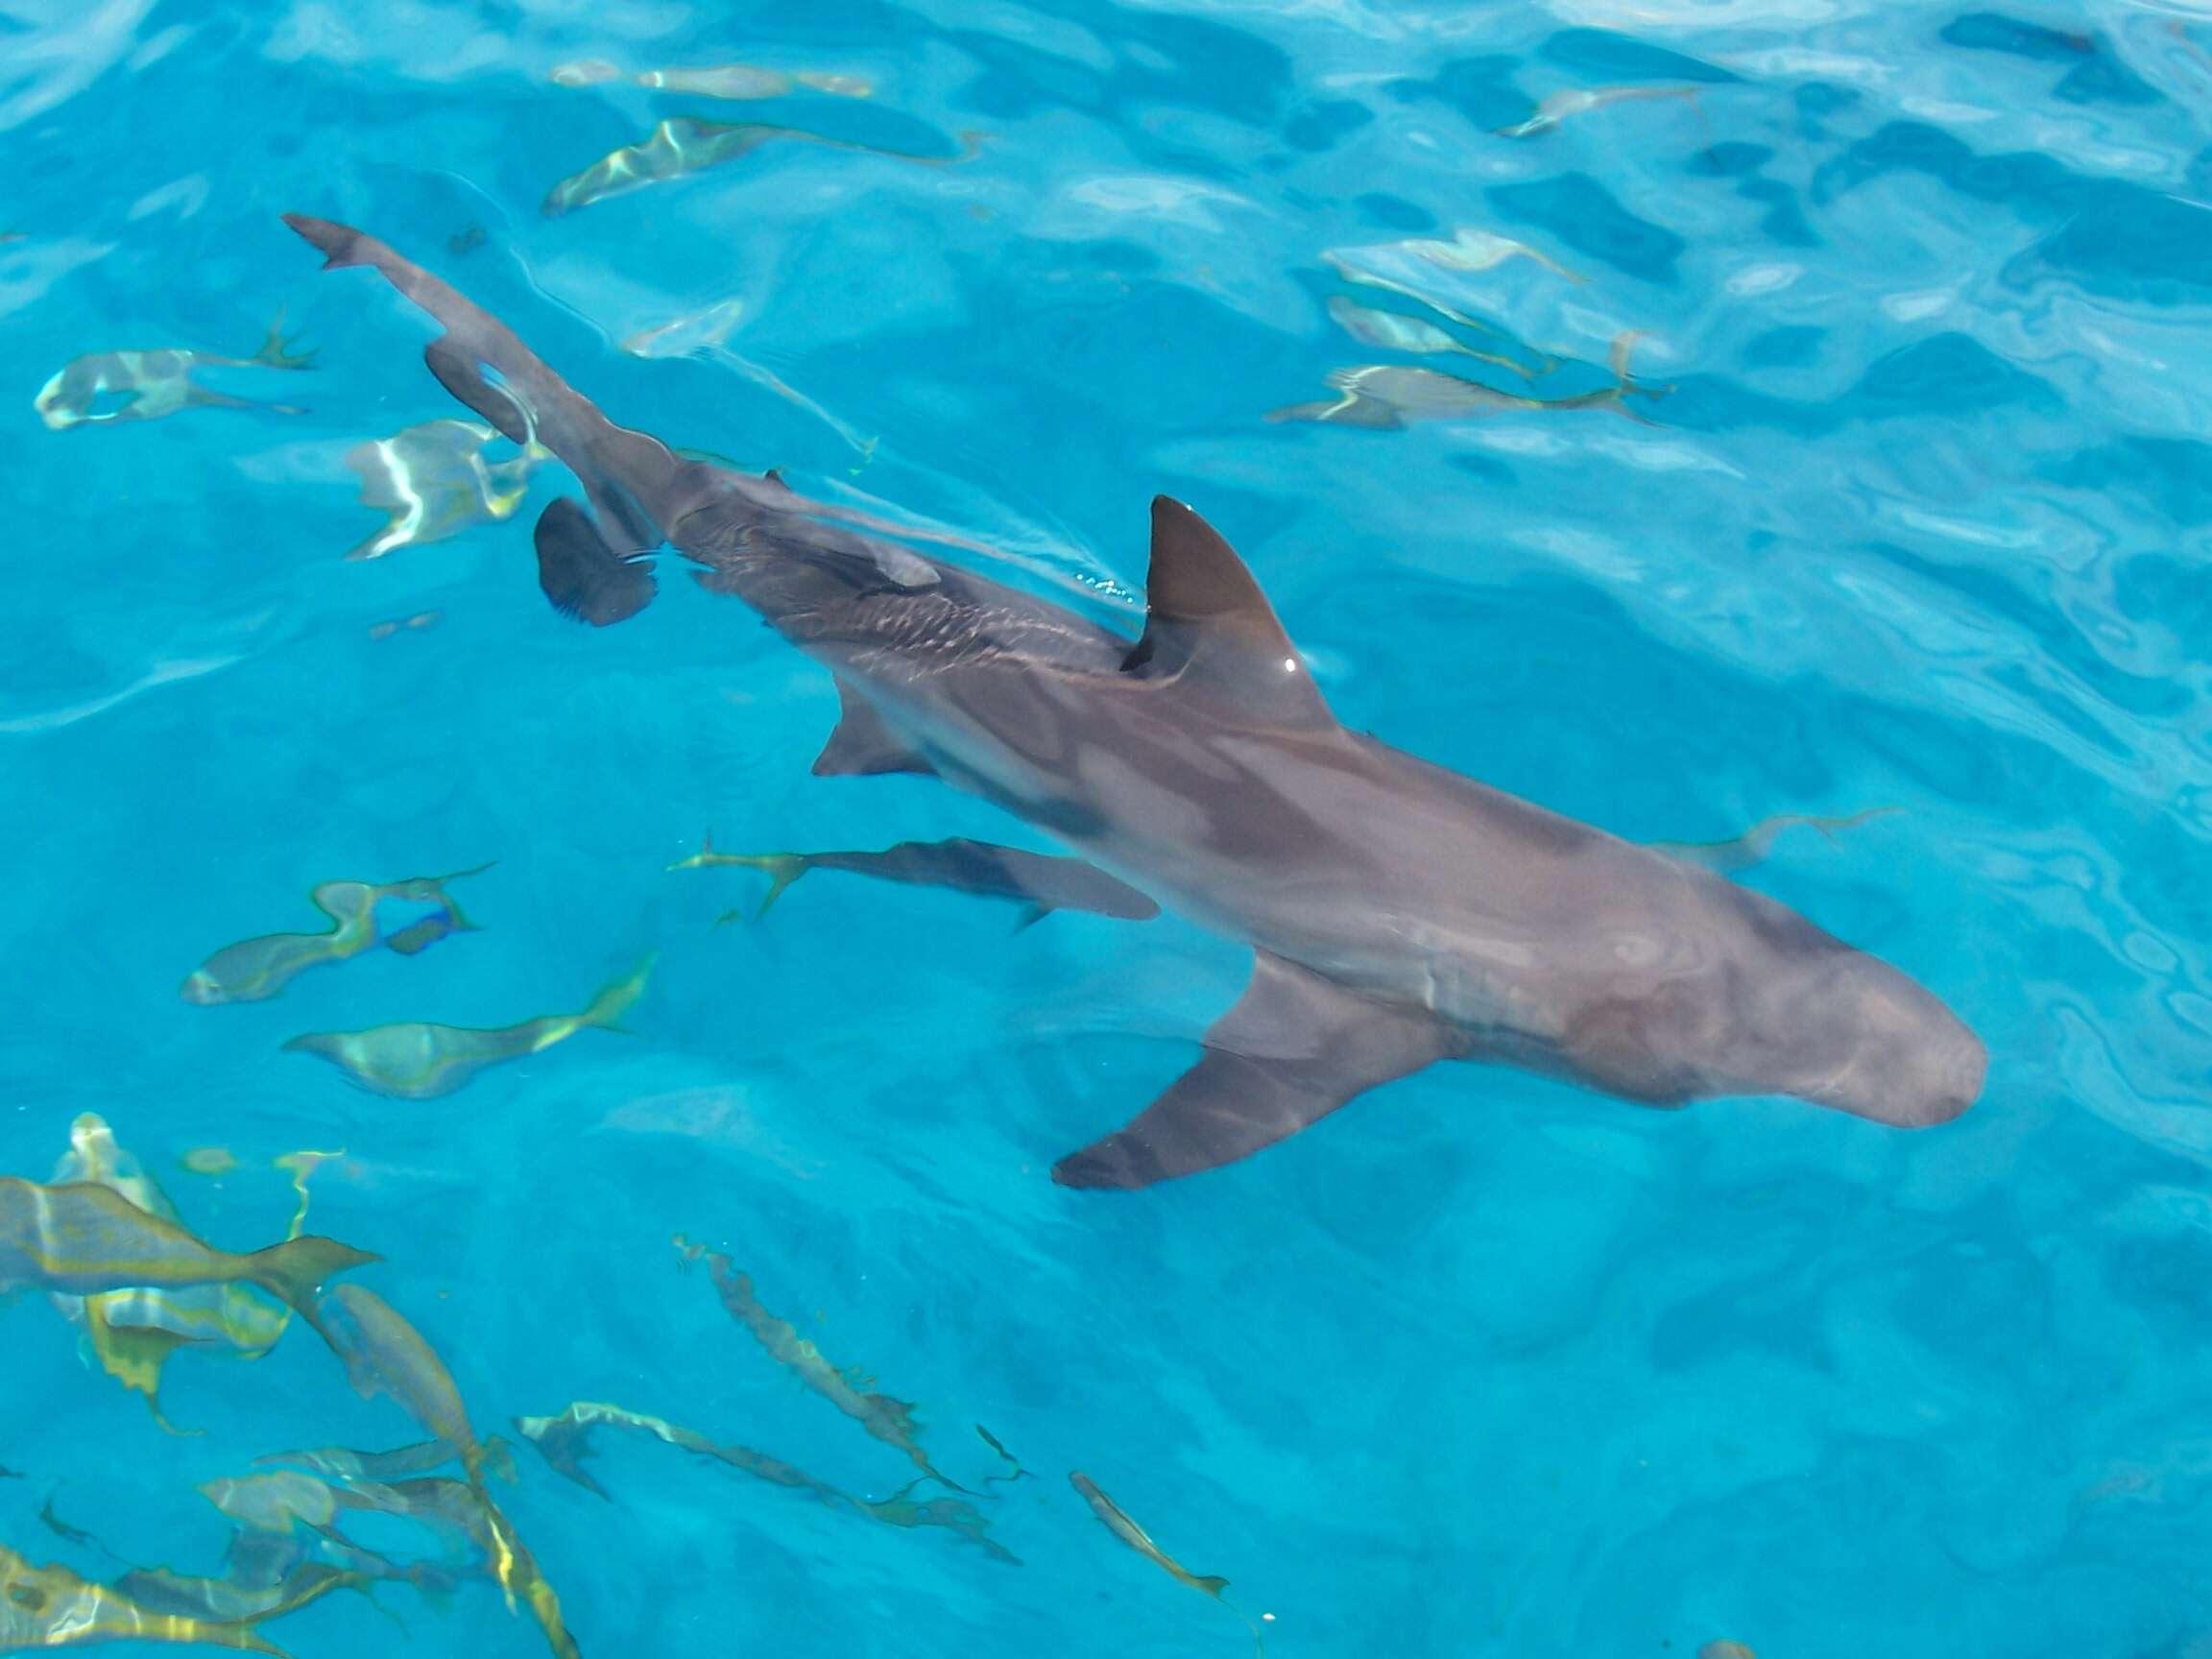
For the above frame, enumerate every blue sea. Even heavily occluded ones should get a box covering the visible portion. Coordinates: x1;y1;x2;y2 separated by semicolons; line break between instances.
4;0;2211;1654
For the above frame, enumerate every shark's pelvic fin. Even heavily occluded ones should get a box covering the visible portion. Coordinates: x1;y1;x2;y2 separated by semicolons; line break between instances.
1051;950;1462;1190
811;680;939;778
1123;496;1333;728
535;497;657;626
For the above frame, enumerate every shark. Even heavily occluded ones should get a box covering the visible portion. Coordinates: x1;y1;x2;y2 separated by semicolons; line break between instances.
282;215;1987;1190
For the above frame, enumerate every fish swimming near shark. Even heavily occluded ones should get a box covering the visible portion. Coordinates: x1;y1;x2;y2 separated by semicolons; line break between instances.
283;215;1987;1190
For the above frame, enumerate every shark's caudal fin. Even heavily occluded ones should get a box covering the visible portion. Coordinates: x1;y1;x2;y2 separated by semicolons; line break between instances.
1052;950;1462;1190
283;214;680;619
1123;497;1334;729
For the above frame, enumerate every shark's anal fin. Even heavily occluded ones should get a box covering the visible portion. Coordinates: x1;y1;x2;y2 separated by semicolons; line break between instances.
535;496;656;626
811;680;938;778
1052;950;1462;1190
1123;496;1333;729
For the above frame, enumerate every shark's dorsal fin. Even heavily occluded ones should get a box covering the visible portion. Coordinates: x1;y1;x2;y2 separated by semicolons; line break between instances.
1123;496;1332;726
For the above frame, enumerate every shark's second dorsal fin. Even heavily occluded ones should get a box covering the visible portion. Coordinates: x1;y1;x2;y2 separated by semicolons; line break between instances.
1123;496;1332;727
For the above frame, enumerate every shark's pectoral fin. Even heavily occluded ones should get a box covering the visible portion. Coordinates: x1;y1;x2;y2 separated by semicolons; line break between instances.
811;680;939;778
1122;497;1335;729
1052;951;1462;1190
535;497;657;626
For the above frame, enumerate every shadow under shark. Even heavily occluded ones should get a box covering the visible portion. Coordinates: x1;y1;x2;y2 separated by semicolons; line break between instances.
283;214;1987;1191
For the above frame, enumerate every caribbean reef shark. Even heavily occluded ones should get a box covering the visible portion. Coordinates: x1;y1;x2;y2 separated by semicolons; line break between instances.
283;215;1987;1190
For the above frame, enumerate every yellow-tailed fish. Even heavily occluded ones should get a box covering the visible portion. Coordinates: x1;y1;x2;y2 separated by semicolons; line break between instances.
256;1437;515;1484
281;955;651;1099
180;1149;238;1178
1323;295;1545;381
180;863;489;1005
50;1117;337;1420
301;1287;573;1654
36;316;314;430
517;1402;1014;1561
551;58;873;100
1070;1472;1263;1655
1655;807;1899;877
199;1471;473;1595
686;1242;964;1490
0;1177;373;1311
0;1542;288;1653
1337;225;1583;285
345;418;546;561
621;300;876;459
1496;84;1703;139
543;117;975;215
105;1564;359;1630
671;830;1159;926
307;1286;488;1482
1269;331;1666;428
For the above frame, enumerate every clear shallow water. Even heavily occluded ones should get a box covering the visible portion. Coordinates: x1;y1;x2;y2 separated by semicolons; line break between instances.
3;0;2211;1654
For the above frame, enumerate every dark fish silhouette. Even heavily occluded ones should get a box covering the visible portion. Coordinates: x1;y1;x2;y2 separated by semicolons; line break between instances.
285;216;1987;1190
671;831;1159;926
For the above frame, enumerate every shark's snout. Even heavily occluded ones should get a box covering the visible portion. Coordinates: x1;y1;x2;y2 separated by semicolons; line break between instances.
1796;960;1986;1129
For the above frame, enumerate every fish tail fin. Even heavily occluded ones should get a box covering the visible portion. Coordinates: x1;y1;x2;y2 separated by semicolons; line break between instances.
579;955;656;1030
703;854;807;921
251;304;318;371
282;214;687;549
245;1235;379;1318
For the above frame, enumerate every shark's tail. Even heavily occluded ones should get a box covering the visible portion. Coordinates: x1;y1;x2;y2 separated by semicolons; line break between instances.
283;214;690;623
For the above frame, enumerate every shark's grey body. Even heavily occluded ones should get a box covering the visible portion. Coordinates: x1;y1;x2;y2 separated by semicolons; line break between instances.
285;215;1987;1190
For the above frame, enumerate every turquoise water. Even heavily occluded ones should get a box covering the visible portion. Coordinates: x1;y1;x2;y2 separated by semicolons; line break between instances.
4;0;2212;1653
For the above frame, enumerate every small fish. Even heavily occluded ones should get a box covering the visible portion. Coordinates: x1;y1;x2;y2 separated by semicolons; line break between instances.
1699;1645;1757;1659
1496;84;1702;139
181;863;488;1004
0;1542;291;1653
281;955;651;1099
1070;1472;1263;1655
1654;806;1900;877
1324;296;1546;380
38;1496;112;1554
671;831;1160;927
0;1177;373;1315
52;1118;349;1422
307;1285;492;1484
448;223;488;256
622;300;876;459
298;1288;575;1657
1372;225;1583;283
345;418;546;561
256;1436;516;1485
367;610;442;642
974;1424;1030;1484
687;1244;964;1490
106;1563;358;1629
543;117;975;215
551;57;873;101
180;1148;238;1178
36;315;314;430
1269;332;1666;428
517;1403;1014;1560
